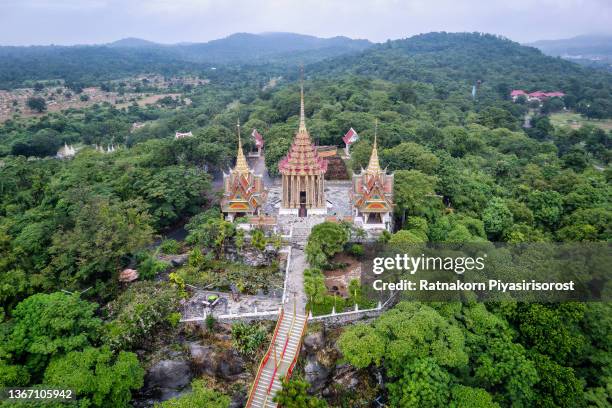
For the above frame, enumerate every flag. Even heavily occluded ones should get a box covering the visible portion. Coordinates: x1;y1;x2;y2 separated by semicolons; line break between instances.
342;128;359;146
251;129;264;149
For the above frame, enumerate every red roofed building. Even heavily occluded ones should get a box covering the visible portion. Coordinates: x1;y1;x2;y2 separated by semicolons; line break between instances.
279;78;327;216
250;129;264;157
350;122;394;232
510;90;527;100
545;91;565;98
511;89;565;102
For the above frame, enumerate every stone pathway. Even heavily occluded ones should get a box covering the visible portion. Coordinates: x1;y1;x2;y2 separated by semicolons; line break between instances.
284;248;308;313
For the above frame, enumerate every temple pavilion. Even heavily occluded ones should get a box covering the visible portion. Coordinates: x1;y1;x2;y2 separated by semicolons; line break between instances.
221;121;267;221
278;79;328;216
350;122;394;232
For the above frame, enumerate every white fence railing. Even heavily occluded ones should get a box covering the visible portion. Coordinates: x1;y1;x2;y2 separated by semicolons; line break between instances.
308;292;397;321
181;307;282;323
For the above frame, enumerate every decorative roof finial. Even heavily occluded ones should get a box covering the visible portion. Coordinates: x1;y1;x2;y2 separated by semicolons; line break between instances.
298;64;307;133
234;117;250;174
367;119;382;173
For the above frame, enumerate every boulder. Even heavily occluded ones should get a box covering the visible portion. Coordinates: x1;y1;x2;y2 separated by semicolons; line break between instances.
218;349;246;380
332;363;360;390
169;254;189;267
189;343;245;380
145;359;192;399
230;391;247;408
304;355;330;392
303;332;325;351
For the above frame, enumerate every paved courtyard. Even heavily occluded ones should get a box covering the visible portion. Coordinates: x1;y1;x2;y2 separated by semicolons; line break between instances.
262;179;353;219
182;290;282;320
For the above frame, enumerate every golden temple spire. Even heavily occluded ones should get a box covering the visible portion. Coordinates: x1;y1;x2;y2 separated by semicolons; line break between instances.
367;119;382;173
234;118;250;174
298;65;307;133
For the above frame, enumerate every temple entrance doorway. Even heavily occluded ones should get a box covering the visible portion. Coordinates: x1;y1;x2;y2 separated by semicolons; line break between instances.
367;213;382;224
299;191;307;217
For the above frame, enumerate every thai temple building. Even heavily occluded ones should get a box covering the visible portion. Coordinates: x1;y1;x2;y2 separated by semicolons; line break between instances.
350;123;394;232
56;143;76;159
250;129;264;157
278;77;328;216
221;121;267;221
175;131;193;139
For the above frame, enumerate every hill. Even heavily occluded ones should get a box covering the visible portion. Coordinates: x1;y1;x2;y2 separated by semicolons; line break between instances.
174;32;372;63
308;32;612;111
0;33;372;89
107;37;161;48
527;34;612;71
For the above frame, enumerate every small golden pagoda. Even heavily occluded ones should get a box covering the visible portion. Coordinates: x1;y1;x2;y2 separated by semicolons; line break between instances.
350;121;394;231
279;72;327;216
221;120;267;221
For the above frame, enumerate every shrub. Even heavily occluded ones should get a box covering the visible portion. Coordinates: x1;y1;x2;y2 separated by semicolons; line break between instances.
155;379;230;408
231;322;267;356
251;228;267;251
137;251;170;280
103;282;179;350
159;239;181;254
348;243;364;257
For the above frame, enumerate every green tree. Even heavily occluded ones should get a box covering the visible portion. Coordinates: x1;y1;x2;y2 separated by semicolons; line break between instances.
393;170;439;225
526;190;564;229
531;353;586;408
273;378;329;408
305;222;348;269
387;358;451;408
2;292;101;377
474;339;539;407
303;268;327;305
43;346;144;408
45;196;153;292
337;324;385;368
381;142;439;174
449;385;500;408
26;96;46;113
482;198;514;240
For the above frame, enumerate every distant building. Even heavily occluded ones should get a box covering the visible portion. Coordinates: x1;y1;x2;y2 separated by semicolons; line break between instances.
250;129;264;157
56;143;76;159
511;89;565;103
175;131;193;139
131;122;146;132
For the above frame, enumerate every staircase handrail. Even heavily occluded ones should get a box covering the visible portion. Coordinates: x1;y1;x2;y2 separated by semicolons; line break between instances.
245;308;285;407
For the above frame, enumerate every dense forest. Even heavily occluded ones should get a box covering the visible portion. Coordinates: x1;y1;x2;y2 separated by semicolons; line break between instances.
0;32;610;407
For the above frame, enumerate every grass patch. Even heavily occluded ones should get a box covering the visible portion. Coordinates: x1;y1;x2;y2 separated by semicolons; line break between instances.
550;111;612;131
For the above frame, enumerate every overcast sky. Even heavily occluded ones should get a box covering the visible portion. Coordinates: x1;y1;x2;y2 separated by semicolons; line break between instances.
0;0;611;46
